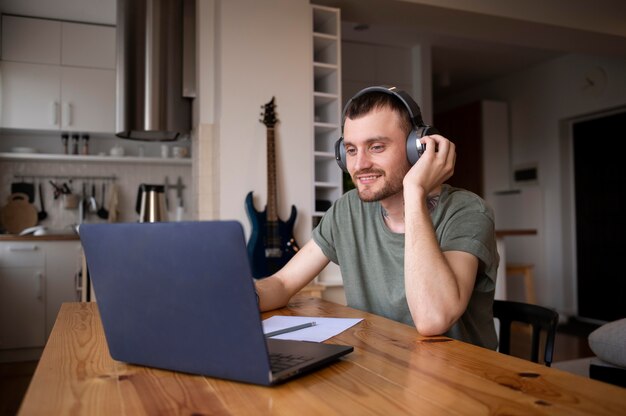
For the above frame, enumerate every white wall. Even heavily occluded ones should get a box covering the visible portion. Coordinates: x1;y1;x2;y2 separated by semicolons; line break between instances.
437;53;626;314
197;0;314;245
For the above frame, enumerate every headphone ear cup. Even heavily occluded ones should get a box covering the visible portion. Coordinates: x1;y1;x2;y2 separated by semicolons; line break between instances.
335;138;348;172
406;129;424;165
406;125;440;165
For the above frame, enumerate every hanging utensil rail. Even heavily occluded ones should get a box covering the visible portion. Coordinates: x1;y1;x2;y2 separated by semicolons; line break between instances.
13;174;117;181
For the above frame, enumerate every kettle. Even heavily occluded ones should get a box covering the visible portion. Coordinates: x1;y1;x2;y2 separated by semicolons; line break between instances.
136;184;167;223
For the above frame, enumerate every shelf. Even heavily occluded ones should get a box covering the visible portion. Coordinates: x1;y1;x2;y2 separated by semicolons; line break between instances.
315;181;340;189
314;122;340;131
313;62;338;76
314;151;335;159
314;92;339;106
0;152;192;165
312;4;342;236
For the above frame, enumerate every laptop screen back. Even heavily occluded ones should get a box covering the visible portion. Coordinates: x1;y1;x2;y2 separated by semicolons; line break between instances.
79;221;273;385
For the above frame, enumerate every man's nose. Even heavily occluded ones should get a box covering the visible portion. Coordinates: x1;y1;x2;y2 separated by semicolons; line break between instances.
351;149;372;172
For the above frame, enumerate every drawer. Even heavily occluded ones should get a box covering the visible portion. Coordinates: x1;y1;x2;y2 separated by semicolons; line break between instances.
0;243;45;268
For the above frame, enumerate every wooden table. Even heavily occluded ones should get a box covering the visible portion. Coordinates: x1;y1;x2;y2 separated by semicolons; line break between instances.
19;298;625;415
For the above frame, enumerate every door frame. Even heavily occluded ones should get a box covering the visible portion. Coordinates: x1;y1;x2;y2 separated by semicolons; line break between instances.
560;105;626;320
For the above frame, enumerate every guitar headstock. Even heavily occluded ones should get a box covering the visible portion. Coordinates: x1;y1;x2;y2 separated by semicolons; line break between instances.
260;97;278;128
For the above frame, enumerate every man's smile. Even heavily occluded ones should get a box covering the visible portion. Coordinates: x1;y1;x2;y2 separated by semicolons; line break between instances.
355;170;385;185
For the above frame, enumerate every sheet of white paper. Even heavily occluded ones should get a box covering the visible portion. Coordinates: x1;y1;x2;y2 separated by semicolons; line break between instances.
262;316;363;342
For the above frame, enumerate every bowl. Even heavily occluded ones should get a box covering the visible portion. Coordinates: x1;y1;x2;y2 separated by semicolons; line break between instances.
11;147;37;154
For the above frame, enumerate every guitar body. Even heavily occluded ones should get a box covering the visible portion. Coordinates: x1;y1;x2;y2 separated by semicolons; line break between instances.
245;191;299;278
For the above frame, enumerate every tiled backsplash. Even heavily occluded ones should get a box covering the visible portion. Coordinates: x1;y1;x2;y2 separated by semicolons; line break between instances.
0;160;193;232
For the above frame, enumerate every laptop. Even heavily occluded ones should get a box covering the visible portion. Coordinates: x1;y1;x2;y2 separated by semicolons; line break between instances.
78;220;352;386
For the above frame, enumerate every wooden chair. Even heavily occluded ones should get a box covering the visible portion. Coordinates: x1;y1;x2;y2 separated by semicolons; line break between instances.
493;300;559;367
505;263;536;304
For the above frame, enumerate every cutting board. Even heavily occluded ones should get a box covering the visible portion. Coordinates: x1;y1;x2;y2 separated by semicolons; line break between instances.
0;193;38;234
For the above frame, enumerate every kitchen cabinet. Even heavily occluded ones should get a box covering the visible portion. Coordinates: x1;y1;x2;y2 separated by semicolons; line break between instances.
1;15;61;65
0;240;82;357
0;62;115;132
61;21;116;69
1;15;115;69
0;15;116;133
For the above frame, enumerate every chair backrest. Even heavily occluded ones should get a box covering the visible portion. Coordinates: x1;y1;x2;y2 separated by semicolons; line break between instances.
493;300;559;367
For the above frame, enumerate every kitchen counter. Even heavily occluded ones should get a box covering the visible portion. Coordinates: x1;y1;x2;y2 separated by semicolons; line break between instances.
0;233;79;241
495;229;537;237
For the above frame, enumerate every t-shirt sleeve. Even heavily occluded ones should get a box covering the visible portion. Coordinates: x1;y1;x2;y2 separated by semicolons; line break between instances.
440;209;497;288
312;203;339;264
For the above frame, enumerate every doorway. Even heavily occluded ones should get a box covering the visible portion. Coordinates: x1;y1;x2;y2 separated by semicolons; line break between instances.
572;110;626;321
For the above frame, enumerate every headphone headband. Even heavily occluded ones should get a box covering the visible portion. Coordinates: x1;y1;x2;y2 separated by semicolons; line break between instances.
341;85;424;130
335;85;437;172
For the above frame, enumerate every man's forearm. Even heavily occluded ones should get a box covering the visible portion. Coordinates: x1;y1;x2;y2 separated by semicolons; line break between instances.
404;189;464;335
255;275;292;311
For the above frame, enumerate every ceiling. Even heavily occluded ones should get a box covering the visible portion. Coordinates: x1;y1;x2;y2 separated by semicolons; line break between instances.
317;0;626;100
3;0;626;100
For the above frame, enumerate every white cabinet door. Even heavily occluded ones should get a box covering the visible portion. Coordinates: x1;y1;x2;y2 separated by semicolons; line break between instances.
0;268;46;349
0;62;115;133
1;15;61;64
62;22;116;69
0;61;62;130
61;67;116;133
43;242;82;338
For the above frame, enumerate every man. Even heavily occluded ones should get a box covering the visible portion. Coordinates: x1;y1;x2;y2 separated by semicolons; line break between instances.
256;86;498;349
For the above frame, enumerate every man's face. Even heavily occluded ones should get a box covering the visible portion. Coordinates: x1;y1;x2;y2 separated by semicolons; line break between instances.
343;107;411;202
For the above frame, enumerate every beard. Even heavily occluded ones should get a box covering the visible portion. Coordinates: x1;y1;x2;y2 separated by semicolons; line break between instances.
352;165;409;202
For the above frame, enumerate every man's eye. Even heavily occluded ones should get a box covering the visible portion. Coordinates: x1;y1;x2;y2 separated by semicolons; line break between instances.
346;148;357;156
370;145;384;152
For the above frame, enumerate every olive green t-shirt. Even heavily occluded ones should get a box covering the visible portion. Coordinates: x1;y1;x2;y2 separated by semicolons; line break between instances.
312;184;499;350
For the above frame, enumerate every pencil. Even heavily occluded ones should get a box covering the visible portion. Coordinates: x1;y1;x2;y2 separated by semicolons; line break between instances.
265;322;317;338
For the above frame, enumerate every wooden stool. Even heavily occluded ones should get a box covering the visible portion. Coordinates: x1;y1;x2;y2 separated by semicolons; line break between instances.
506;263;536;304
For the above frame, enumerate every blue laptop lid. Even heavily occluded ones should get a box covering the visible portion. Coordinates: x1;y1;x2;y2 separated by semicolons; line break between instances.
79;221;273;385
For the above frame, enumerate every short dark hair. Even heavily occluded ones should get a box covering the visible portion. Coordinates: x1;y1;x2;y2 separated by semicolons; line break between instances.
344;91;412;136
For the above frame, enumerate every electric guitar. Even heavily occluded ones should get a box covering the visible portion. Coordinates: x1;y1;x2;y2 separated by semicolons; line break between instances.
245;97;299;278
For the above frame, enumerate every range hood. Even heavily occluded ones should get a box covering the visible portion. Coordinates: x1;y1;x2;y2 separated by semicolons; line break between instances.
116;0;195;141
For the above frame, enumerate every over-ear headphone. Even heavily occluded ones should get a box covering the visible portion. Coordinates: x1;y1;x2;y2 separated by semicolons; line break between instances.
334;85;438;172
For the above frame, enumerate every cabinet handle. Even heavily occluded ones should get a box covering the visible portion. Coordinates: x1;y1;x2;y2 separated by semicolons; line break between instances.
9;245;39;252
52;102;60;126
37;272;44;301
63;102;73;127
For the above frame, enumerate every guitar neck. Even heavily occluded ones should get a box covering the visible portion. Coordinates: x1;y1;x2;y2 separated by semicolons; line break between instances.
266;127;279;222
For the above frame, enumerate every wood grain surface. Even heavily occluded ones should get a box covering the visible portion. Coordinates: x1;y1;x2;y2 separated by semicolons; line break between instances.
19;298;626;415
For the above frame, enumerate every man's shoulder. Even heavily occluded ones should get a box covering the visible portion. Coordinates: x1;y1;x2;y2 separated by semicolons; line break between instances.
441;185;494;217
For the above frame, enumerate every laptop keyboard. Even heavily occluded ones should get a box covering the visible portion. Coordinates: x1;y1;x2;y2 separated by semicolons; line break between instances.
270;352;312;373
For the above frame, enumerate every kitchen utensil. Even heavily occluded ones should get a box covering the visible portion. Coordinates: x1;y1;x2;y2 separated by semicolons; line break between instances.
11;181;35;203
89;184;98;213
49;181;63;199
97;183;109;219
38;183;48;221
0;193;38;234
176;176;185;208
136;184;167;222
82;183;88;214
63;194;79;209
163;176;170;210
